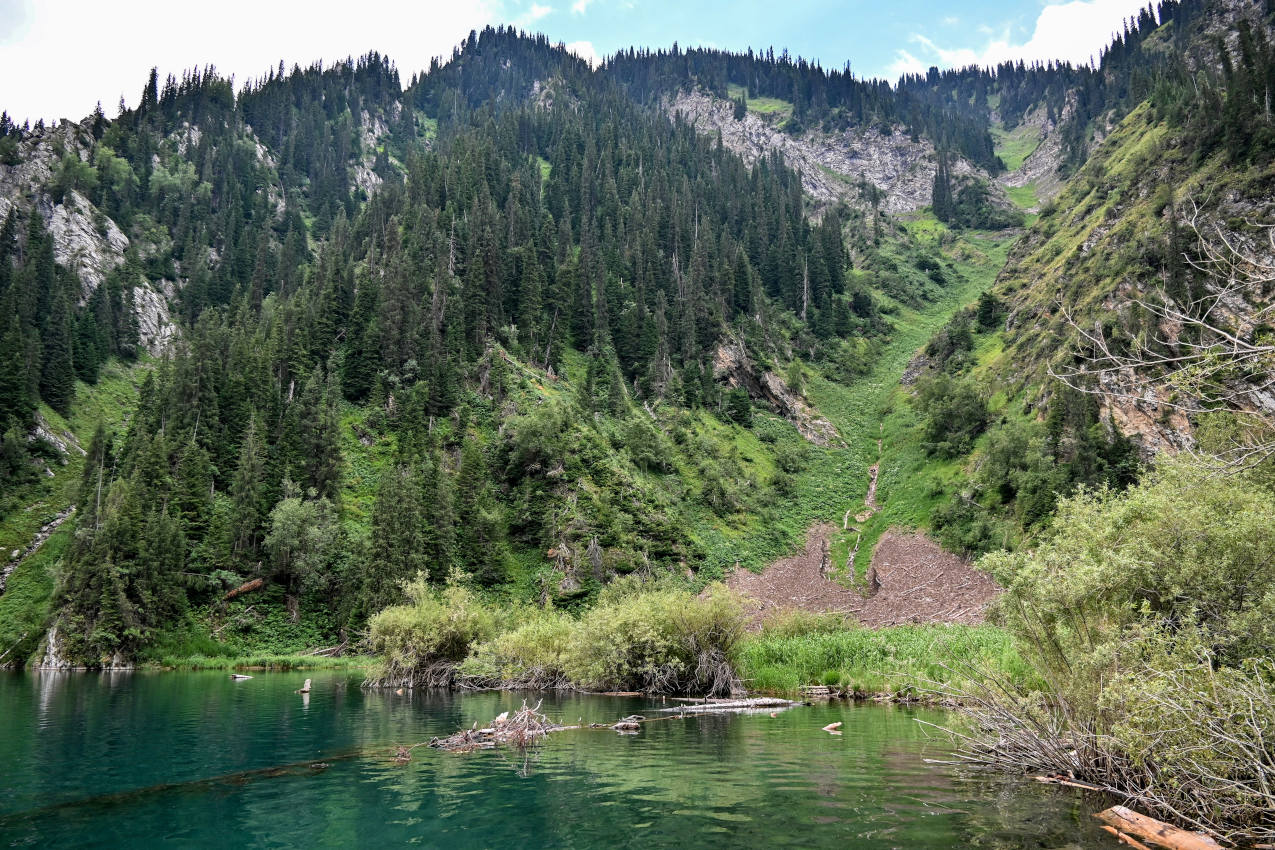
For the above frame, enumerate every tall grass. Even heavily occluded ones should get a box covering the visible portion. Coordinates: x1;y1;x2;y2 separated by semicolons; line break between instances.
737;621;1037;696
146;654;369;671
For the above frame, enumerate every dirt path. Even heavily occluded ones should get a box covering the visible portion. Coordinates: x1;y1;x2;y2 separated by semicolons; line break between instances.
0;506;74;596
727;526;1000;629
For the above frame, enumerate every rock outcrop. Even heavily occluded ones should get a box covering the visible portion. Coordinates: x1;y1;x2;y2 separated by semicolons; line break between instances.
712;340;841;446
1;121;179;354
46;190;130;297
668;90;992;215
132;283;178;356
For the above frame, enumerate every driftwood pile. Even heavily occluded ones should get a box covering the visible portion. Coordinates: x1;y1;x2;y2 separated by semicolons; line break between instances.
425;696;805;755
428;700;568;753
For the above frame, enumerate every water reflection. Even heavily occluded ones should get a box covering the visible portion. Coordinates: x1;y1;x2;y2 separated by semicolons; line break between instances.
0;671;1119;849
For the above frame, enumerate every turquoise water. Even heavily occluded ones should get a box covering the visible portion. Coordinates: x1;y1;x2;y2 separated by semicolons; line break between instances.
0;670;1118;848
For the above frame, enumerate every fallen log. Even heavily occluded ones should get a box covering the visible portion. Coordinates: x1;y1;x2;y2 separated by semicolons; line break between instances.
658;697;799;715
1101;825;1154;850
1093;806;1222;850
223;578;265;601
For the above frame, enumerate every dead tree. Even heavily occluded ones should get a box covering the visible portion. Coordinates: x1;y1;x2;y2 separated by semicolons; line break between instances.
1052;200;1275;470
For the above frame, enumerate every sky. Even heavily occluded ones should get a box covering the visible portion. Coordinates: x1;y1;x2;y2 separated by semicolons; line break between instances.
0;0;1153;125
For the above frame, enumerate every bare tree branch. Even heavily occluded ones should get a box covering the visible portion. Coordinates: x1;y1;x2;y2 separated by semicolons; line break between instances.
1051;201;1275;470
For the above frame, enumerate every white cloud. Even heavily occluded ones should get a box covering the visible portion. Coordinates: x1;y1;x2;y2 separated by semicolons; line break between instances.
514;2;553;28
0;0;498;124
887;0;1150;79
886;49;928;79
571;0;594;14
565;40;599;66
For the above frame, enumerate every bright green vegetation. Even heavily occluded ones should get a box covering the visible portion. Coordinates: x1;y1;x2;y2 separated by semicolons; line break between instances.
140;653;367;671
0;527;65;664
812;230;1016;577
0;360;146;663
990;122;1042;172
1003;183;1039;210
979;460;1275;842
737;617;1036;696
725;83;793;118
367;573;1030;700
371;576;747;693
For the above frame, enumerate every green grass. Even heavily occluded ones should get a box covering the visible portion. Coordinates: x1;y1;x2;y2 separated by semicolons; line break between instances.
738;622;1037;696
417;112;438;143
338;403;396;530
991;122;1043;172
726;83;793;119
0;526;66;664
0;359;148;665
684;228;1016;581
142;654;370;671
1005;183;1040;210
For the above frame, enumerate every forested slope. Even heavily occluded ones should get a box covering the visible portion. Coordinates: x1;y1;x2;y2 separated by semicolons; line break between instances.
1;0;1272;669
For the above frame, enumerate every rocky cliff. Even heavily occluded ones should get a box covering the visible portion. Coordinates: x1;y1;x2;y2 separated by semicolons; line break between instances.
0;119;178;354
667;89;1011;216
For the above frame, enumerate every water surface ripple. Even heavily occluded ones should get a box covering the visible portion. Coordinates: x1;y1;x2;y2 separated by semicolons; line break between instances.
0;671;1118;848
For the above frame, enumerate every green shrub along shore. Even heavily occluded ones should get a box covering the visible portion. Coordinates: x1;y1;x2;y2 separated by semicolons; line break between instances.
363;573;1033;698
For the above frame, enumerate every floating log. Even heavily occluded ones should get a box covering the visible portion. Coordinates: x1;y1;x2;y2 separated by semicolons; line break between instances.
297;678;312;694
223;578;265;601
1093;806;1222;850
230;673;253;680
822;722;843;732
658;697;799;715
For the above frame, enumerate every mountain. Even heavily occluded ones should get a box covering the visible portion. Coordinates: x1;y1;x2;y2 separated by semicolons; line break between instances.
0;0;1270;667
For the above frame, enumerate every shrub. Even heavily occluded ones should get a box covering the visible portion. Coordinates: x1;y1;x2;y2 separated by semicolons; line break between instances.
913;373;987;458
458;608;575;689
982;460;1275;700
564;581;747;695
963;460;1275;842
367;577;496;687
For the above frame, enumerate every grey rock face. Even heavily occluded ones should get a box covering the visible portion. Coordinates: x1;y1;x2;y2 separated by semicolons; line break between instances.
1;121;179;354
133;282;178;355
46;190;129;298
667;90;986;215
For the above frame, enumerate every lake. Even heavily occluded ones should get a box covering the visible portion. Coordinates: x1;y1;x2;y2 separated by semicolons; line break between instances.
0;670;1118;848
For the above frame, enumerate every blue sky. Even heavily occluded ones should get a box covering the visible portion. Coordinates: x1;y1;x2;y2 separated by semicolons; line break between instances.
500;0;1147;74
0;0;1151;124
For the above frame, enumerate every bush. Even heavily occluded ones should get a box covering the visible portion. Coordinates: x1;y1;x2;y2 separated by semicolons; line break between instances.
966;460;1275;841
458;608;575;689
564;581;747;695
982;460;1275;699
367;577;496;687
369;578;750;695
913;373;988;458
